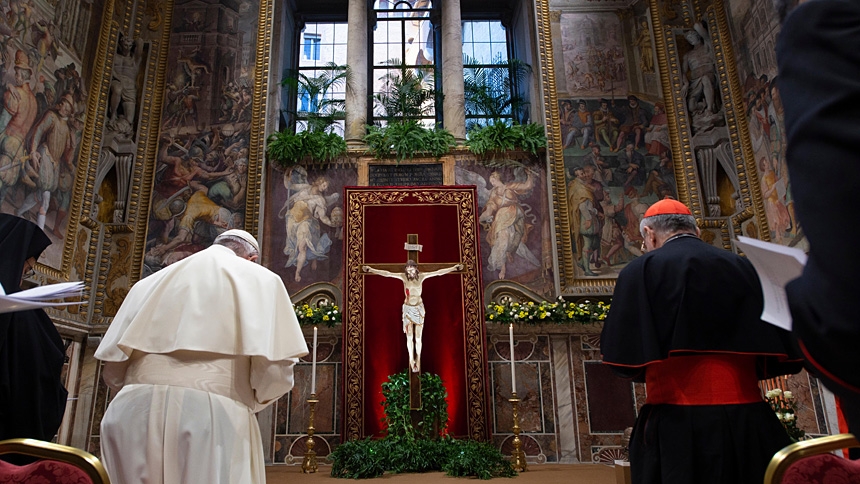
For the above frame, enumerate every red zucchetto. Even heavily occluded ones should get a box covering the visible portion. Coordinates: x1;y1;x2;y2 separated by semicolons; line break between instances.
644;197;692;218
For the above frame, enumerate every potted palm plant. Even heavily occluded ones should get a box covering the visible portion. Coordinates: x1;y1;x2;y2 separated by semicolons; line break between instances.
267;62;349;168
463;56;547;163
363;60;456;162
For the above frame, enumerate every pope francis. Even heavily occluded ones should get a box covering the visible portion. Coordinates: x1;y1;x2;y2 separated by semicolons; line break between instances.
95;229;308;484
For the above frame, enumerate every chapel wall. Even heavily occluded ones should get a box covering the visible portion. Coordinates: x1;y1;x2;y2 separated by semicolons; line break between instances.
6;0;835;457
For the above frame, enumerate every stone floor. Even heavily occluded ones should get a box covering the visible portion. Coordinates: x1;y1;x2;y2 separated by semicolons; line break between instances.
265;463;618;484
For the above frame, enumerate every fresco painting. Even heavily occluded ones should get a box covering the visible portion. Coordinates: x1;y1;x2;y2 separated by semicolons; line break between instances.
455;163;552;296
560;12;628;99
263;165;354;295
560;97;677;279
143;0;260;276
0;0;103;269
725;0;804;248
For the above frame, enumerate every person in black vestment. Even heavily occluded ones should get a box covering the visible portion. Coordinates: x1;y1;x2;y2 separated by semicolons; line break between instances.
776;0;860;449
0;214;68;460
600;198;803;484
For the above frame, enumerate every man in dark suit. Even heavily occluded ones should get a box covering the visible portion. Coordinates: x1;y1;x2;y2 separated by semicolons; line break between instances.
776;0;860;444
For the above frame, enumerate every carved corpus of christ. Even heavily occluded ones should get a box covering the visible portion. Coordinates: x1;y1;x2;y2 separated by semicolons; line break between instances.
362;259;463;373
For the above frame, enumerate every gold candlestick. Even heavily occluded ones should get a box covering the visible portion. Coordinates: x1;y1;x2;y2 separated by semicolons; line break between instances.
301;396;319;473
509;393;527;472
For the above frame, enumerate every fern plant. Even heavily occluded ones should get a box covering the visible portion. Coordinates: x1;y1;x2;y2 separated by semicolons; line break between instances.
466;122;547;158
364;121;455;163
266;130;347;168
329;370;516;479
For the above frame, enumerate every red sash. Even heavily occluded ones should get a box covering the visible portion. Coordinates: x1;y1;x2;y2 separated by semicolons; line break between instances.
645;354;763;405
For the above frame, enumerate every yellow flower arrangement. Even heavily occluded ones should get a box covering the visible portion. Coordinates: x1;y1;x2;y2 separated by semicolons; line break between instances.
294;301;341;327
486;297;610;325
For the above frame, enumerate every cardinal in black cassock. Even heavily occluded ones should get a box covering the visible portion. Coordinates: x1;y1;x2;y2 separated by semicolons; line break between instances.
0;214;68;460
600;198;803;484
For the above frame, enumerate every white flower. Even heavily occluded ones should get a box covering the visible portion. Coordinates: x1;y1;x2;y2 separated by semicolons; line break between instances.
766;390;777;399
784;413;796;421
783;391;793;399
775;412;783;420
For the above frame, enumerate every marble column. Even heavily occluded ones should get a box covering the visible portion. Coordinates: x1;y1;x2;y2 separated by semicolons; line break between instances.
441;0;465;142
345;0;369;147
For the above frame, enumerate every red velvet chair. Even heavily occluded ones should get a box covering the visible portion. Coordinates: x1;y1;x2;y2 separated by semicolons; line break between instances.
0;438;110;484
764;433;860;484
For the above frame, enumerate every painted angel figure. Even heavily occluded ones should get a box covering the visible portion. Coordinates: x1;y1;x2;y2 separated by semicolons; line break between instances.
279;167;342;282
457;167;541;280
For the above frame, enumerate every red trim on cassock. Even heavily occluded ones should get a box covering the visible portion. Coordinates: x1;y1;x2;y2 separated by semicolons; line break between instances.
799;340;860;394
644;354;763;405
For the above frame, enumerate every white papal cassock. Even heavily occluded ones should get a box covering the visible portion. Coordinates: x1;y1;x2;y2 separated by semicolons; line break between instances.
95;244;308;484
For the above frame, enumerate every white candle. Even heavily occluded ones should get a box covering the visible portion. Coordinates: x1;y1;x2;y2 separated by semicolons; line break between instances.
311;326;318;395
509;323;516;393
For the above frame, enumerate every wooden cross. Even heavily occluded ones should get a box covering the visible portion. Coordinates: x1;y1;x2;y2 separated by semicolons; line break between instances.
366;233;455;273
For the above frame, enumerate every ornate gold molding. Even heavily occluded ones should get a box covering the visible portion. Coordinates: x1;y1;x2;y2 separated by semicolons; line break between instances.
245;0;275;237
342;187;488;441
48;0;115;284
653;0;769;249
129;0;175;289
535;0;576;292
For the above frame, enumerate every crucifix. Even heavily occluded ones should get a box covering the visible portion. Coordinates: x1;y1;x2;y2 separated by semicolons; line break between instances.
362;234;462;409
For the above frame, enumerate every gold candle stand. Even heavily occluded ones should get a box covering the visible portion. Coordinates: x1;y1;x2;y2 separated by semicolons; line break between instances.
301;395;319;473
509;393;527;472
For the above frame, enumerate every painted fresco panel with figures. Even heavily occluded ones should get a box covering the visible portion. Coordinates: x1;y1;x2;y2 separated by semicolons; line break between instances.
560;12;628;99
552;5;673;286
724;0;805;248
0;0;103;269
455;163;553;296
144;0;260;276
262;165;354;294
561;97;677;279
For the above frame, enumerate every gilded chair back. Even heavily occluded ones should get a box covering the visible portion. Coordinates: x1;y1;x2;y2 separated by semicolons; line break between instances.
0;438;110;484
764;433;860;484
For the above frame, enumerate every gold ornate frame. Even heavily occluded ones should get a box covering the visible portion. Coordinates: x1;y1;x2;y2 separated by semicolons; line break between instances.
341;186;490;441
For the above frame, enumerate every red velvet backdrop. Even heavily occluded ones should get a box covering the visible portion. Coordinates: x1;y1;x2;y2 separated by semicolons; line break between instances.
363;204;466;437
342;186;489;441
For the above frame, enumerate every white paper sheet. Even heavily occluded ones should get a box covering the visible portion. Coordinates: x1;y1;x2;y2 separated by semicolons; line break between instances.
734;236;807;331
0;281;85;314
